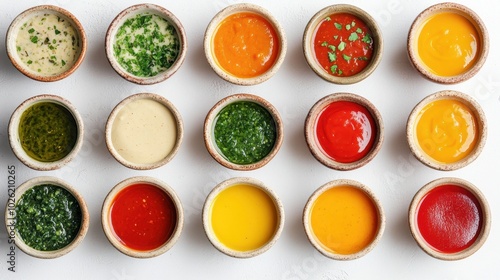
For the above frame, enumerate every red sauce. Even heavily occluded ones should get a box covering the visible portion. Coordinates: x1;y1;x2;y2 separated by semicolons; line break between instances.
316;101;376;163
313;13;374;77
110;183;177;251
417;185;482;254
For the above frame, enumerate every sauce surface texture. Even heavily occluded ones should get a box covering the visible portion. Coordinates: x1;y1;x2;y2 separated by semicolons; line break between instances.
417;184;482;253
110;183;177;251
415;99;478;163
417;12;480;77
310;185;378;255
314;13;374;77
316;101;376;163
16;184;82;251
213;12;279;78
210;184;278;251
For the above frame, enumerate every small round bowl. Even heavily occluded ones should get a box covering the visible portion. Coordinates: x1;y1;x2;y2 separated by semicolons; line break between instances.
105;93;183;170
303;179;385;260
5;176;89;259
408;177;490;260
204;3;287;85
407;2;489;84
303;4;383;84
105;4;187;85
202;177;284;258
406;90;486;171
9;94;84;171
305;93;384;171
204;93;284;171
101;176;184;258
6;5;87;82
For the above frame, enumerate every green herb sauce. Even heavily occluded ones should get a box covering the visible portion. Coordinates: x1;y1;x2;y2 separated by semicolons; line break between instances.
19;102;78;162
16;184;82;251
113;13;180;77
214;101;276;164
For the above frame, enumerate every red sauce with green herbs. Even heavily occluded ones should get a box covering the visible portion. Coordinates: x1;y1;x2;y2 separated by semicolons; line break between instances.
314;13;374;77
110;183;177;251
316;101;376;163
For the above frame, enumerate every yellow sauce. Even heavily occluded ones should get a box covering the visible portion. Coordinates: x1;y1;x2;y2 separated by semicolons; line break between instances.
417;12;480;77
310;186;378;255
415;99;478;164
210;184;278;251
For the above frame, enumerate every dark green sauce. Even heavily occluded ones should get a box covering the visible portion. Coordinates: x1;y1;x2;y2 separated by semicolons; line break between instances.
214;101;276;164
19;102;78;162
16;184;82;251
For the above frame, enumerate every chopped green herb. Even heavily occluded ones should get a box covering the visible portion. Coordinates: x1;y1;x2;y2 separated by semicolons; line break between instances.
346;24;351;30
328;45;336;52
28;28;35;34
352;21;356;27
356;28;363;34
321;41;328;47
357;56;368;61
334;22;342;30
343;54;351;61
30;36;38;43
333;35;338;40
328;52;337;62
362;34;372;43
325;16;331;21
330;65;338;74
338;69;343;75
338;41;346;51
27;60;33;64
348;32;359;41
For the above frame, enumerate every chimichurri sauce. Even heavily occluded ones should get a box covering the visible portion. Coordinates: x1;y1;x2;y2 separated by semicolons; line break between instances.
16;184;82;251
214;101;276;164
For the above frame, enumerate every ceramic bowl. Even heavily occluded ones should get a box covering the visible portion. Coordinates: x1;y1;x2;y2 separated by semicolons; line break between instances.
105;93;183;170
6;5;87;82
101;176;184;258
303;179;385;260
407;2;489;84
408;177;491;260
105;4;187;85
303;4;383;84
204;93;284;171
406;90;486;171
305;93;384;170
8;94;84;171
204;3;287;85
202;177;284;258
5;176;89;259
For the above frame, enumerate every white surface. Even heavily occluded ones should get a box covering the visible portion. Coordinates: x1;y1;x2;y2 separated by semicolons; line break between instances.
0;0;499;279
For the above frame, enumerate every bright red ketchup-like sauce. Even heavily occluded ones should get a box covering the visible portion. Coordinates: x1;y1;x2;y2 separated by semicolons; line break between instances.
110;183;177;251
417;184;482;254
315;101;376;163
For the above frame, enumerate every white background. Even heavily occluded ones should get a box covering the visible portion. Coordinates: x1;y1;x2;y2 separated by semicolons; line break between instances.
1;0;499;279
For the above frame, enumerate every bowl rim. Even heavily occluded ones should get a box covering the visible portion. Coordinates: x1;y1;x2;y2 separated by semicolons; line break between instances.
302;179;385;260
203;93;284;171
105;3;187;85
202;177;285;258
5;176;90;259
407;2;489;84
303;4;383;84
101;176;184;258
406;90;487;171
105;92;184;170
8;94;85;171
5;5;87;82
408;177;491;260
203;3;287;86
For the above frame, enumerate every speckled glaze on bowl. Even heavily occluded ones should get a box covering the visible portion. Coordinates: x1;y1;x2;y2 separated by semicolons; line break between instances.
407;2;489;84
5;176;89;259
6;5;87;82
204;3;287;85
303;4;383;84
105;4;187;85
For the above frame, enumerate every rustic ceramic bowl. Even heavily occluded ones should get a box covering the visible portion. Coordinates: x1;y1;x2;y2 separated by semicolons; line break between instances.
406;90;486;171
303;179;385;260
408;177;491;260
5;176;89;259
202;177;284;258
105;93;183;170
303;4;383;84
105;4;187;85
407;2;489;84
204;93;284;171
305;93;384;170
101;176;184;258
8;94;84;171
6;5;87;82
204;3;287;85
